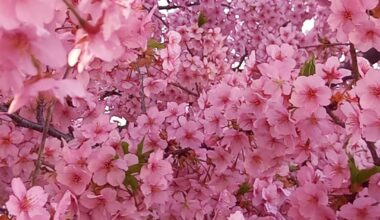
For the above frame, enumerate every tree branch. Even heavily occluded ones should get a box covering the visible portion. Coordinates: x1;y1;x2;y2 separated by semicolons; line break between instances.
366;141;380;166
157;1;200;10
169;82;199;97
298;42;350;49
325;106;345;128
349;43;360;84
32;104;53;185
361;48;380;65
36;98;44;124
233;50;248;71
138;69;147;114
100;89;122;100
0;103;74;142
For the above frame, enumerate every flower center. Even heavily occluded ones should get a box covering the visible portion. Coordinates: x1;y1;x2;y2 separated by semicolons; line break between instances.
343;10;352;20
370;86;380;98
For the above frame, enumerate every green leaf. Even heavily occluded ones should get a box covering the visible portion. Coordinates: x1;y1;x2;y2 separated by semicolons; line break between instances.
197;11;208;27
136;137;146;163
348;155;359;183
147;38;166;49
355;166;380;184
300;55;316;76
349;155;380;185
124;174;139;193
140;150;154;163
126;163;145;175
121;142;129;155
236;182;251;197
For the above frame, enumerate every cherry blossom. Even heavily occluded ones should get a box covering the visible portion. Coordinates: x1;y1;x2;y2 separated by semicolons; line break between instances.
6;178;50;220
290;75;332;111
339;197;380;220
1;0;380;219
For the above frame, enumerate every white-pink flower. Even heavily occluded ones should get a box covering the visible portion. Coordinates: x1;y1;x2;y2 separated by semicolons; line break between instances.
290;75;332;111
6;178;50;220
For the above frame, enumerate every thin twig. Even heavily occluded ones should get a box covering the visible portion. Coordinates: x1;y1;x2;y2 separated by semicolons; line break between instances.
169;82;199;97
349;43;360;84
138;68;147;114
36;98;44;124
32;104;53;185
100;89;122;100
366;141;380;166
233;51;248;71
143;6;169;27
298;42;350;49
325;107;345;128
0;103;74;142
157;1;200;10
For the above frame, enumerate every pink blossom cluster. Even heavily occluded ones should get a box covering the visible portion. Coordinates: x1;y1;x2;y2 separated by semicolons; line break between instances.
1;0;380;219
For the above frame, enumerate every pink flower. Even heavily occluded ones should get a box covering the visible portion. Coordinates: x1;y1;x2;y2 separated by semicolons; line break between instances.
368;173;380;202
8;78;86;114
14;0;55;32
12;143;37;176
175;121;204;149
266;44;295;60
340;102;362;144
359;0;378;9
0;124;22;158
289;182;331;219
293;107;334;142
140;149;172;185
243;89;267;115
323;151;350;188
81;115;117;143
355;69;380;109
79;188;121;219
143;78;167;97
339;197;380;220
221;129;251;156
87;146;129;186
160;31;181;71
208;83;240;109
316;56;350;84
136;106;165;134
208;147;232;174
258;60;294;97
265;102;296;137
361;109;380;142
164;102;187;123
290;75;331;110
228;210;245;220
244;149;272;178
349;20;380;52
56;165;91;195
5;178;50;220
62;144;92;168
141;179;171;207
327;0;367;33
53;190;80;220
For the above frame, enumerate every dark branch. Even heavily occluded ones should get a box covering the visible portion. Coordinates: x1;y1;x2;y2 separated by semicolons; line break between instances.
298;42;350;50
143;6;169;27
366;141;380;166
0;103;74;142
325;106;345;128
158;2;200;10
169;82;199;97
362;48;380;65
233;50;248;71
100;89;122;100
349;43;360;84
36;98;45;124
164;147;192;159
